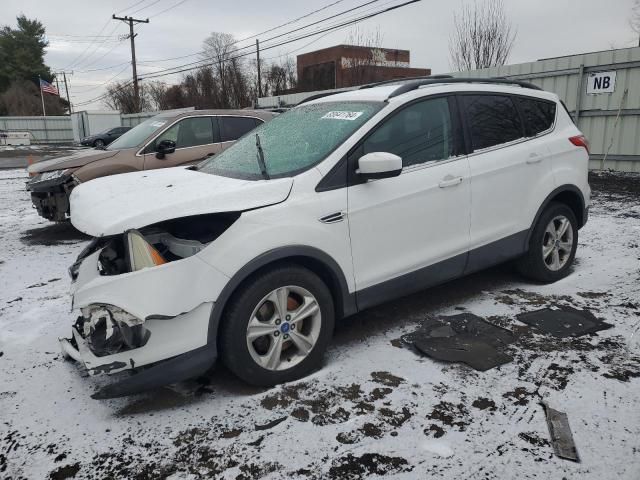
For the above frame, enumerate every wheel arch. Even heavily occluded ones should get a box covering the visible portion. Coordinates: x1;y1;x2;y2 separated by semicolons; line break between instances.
525;185;586;247
206;246;357;346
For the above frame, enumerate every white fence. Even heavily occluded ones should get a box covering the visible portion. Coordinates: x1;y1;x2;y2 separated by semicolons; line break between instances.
0;107;196;144
0;116;73;144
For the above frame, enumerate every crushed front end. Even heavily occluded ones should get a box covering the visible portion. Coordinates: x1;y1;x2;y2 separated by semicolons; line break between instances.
61;215;237;398
26;170;78;222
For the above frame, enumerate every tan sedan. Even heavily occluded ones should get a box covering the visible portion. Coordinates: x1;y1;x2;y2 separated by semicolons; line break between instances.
26;109;276;221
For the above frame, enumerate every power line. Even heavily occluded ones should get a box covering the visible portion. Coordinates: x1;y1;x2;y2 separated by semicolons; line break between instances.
76;37;129;71
138;0;388;79
116;0;150;14
57;0;150;70
70;65;131;94
136;0;362;65
48;33;121;38
234;0;348;44
74;61;132;74
140;0;420;81
73;79;134;107
129;0;163;15
72;0;420;107
148;0;191;18
61;19;112;69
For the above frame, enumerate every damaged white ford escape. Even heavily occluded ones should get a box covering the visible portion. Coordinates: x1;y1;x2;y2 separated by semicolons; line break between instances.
61;77;590;398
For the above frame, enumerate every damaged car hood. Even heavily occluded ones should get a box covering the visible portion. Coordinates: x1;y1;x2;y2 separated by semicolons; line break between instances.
70;167;294;237
27;148;124;174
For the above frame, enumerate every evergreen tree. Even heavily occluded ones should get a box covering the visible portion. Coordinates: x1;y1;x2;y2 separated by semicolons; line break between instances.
0;15;53;93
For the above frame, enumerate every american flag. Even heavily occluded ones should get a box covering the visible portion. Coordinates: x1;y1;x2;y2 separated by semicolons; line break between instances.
39;78;59;95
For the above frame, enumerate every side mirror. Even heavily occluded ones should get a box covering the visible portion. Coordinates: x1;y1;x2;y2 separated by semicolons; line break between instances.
156;139;176;159
357;152;402;181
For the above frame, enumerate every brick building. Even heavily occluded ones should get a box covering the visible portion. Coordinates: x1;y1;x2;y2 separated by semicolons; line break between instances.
296;44;430;92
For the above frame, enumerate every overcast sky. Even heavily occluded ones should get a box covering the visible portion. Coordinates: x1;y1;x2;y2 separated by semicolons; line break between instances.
4;0;638;110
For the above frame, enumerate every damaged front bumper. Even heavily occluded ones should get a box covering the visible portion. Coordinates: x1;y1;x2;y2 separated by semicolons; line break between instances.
26;173;77;222
62;242;230;398
59;319;218;400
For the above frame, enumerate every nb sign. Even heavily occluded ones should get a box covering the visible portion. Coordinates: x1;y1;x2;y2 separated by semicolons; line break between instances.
586;71;616;94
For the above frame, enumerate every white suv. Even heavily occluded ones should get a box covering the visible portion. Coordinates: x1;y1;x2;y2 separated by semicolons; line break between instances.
61;78;590;398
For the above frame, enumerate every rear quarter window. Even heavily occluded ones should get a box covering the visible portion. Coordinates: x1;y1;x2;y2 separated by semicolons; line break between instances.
220;116;258;142
515;97;557;137
463;95;524;151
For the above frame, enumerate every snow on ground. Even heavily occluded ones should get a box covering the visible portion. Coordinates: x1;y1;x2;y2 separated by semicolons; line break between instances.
1;169;639;479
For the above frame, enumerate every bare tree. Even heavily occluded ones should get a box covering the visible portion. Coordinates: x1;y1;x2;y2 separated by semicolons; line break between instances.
260;57;298;96
202;32;237;108
146;81;170;110
104;81;151;113
449;0;516;71
342;27;384;86
102;32;298;111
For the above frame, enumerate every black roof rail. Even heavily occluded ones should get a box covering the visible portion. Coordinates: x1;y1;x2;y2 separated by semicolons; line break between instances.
387;77;543;99
295;75;457;106
295;90;349;106
358;74;454;90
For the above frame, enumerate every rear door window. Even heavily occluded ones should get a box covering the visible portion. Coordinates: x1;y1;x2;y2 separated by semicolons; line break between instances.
220;116;257;142
463;95;524;151
515;97;556;136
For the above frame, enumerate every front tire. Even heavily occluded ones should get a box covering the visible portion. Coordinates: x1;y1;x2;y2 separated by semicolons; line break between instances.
93;139;105;148
516;202;578;283
220;264;335;386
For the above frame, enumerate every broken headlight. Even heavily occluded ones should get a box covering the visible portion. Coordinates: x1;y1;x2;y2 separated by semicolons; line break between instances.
79;305;150;357
27;169;70;185
126;229;167;271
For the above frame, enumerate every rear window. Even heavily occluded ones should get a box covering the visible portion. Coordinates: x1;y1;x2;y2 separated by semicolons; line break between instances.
220;116;258;142
463;95;524;151
516;97;556;136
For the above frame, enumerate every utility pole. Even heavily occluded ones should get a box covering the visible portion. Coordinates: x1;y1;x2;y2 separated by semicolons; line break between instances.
63;72;73;114
256;39;262;98
55;71;74;114
112;14;149;112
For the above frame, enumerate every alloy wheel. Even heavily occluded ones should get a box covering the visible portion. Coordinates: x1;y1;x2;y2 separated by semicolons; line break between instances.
246;285;322;371
542;215;573;271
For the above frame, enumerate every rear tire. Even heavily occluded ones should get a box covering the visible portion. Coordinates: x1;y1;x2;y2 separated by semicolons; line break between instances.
516;202;578;283
220;264;335;386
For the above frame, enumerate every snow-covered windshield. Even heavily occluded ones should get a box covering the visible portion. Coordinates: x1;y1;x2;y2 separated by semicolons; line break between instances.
198;101;383;179
106;115;172;150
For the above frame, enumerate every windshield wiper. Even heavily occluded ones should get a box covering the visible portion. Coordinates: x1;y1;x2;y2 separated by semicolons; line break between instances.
255;133;270;180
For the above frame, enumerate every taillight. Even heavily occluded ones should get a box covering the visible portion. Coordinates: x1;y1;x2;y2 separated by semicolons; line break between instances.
569;135;590;154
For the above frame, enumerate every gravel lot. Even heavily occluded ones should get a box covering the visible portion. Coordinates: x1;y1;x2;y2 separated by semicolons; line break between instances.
1;168;639;479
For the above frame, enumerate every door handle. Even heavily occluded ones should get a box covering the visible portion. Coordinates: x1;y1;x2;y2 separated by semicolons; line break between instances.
206;152;216;157
526;153;542;164
438;175;463;188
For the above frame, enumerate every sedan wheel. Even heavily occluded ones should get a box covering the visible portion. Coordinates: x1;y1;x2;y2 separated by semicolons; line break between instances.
94;139;105;148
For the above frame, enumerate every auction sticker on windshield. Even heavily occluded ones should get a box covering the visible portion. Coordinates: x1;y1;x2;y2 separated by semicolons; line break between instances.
321;111;364;121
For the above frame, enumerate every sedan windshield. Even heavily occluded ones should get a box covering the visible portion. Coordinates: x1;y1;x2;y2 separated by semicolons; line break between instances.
198;101;383;179
106;115;173;150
